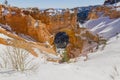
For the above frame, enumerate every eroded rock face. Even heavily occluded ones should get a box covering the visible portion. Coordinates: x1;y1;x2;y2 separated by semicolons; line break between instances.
87;11;98;20
0;5;78;43
0;5;100;60
0;5;52;43
88;6;120;19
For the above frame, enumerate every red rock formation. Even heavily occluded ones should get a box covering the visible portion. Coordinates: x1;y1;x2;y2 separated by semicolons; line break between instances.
0;5;99;60
88;6;120;19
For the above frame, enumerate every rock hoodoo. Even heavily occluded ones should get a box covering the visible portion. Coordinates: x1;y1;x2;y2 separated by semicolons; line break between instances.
0;4;101;62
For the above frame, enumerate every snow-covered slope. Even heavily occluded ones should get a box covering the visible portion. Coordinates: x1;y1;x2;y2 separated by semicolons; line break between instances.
84;17;120;39
116;2;120;11
0;25;120;80
0;33;11;39
0;34;120;80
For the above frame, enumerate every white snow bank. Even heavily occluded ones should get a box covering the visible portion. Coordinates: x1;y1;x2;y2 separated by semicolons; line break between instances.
0;24;12;32
18;33;36;42
0;36;120;80
116;2;120;11
116;2;120;6
99;18;120;38
84;17;120;39
0;33;12;39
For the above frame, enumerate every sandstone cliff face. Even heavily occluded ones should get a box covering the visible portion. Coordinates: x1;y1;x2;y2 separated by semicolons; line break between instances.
0;5;99;60
87;11;98;20
88;6;120;20
0;27;56;57
56;27;99;58
0;5;51;43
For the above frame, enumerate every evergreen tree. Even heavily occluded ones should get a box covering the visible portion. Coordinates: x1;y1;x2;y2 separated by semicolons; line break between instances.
4;0;8;6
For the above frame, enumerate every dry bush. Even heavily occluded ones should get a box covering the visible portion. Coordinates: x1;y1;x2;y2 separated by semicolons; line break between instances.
0;42;38;72
109;66;120;80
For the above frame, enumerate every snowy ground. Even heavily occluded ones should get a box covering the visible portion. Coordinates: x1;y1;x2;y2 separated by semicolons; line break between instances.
0;33;120;80
84;17;120;39
116;2;120;11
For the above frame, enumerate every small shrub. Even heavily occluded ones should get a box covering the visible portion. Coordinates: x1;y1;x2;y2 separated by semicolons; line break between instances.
0;46;38;72
109;66;120;80
61;50;69;62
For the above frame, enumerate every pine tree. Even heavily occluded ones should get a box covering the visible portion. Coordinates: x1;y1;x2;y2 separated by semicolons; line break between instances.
4;0;8;6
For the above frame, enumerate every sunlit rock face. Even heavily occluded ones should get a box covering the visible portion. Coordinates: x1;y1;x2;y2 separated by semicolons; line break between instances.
0;5;78;43
0;4;100;59
87;5;120;20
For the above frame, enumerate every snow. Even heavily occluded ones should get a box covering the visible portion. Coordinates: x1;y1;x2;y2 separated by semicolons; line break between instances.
116;2;120;11
0;24;12;32
2;8;9;16
0;33;12;39
0;25;12;40
18;33;36;42
107;2;120;11
84;17;114;29
34;20;39;28
0;32;120;80
84;17;120;39
11;11;16;15
0;14;120;80
116;2;120;6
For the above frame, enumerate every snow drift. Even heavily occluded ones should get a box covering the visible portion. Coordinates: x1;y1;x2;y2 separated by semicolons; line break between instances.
84;17;120;39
